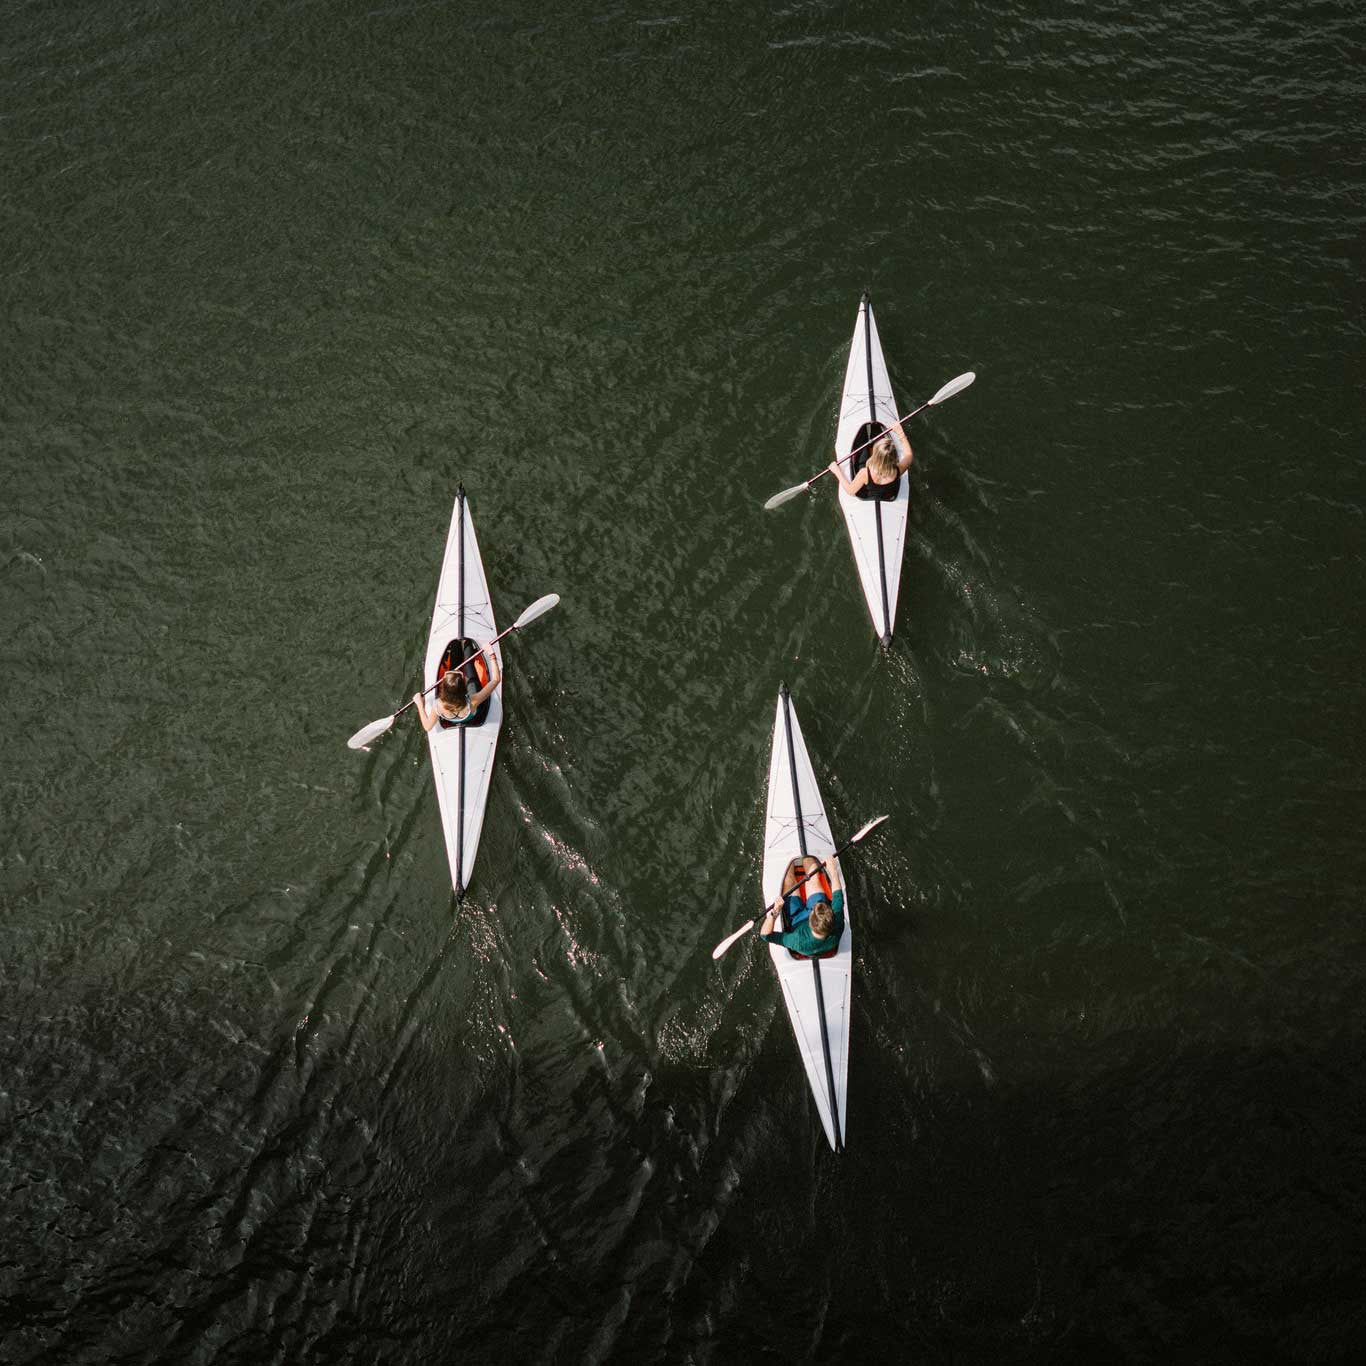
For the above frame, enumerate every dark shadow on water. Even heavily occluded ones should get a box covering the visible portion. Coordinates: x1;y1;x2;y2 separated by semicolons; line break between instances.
6;989;1364;1365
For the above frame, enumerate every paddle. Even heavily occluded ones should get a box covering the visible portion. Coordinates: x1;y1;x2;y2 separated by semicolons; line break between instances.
710;814;890;960
346;593;560;750
762;371;976;511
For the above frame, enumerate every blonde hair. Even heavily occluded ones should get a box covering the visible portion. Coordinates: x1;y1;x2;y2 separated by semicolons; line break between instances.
809;901;835;938
868;435;900;482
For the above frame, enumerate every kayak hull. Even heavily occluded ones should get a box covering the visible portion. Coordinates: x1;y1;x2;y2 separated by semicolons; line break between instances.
835;293;909;644
424;486;502;899
762;686;851;1152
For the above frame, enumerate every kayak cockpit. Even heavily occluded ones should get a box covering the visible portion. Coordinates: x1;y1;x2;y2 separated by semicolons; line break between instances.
849;420;902;503
434;635;492;730
779;859;840;961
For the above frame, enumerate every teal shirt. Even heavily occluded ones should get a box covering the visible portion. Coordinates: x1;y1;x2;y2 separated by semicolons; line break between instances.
761;890;845;957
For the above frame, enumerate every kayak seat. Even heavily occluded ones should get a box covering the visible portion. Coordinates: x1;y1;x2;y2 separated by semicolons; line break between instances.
436;637;492;729
850;421;901;503
783;867;838;961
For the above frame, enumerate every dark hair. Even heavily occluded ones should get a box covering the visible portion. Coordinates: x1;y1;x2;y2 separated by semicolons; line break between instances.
437;669;470;710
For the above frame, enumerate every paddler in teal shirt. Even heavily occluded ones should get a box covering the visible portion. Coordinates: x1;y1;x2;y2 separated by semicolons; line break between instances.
760;855;845;956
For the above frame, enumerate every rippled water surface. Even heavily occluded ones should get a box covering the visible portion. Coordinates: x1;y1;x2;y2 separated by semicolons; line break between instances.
3;0;1364;1360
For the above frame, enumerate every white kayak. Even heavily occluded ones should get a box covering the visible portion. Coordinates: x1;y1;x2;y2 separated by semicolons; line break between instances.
423;485;503;900
762;685;852;1153
835;292;909;645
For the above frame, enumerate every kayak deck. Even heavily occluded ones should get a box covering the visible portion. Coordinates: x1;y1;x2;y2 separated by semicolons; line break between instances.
424;485;503;900
762;685;852;1153
834;292;909;645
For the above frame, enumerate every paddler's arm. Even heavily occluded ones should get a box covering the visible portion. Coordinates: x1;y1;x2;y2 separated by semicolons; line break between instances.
828;454;867;497
890;419;913;472
758;897;783;942
469;651;502;708
412;693;439;732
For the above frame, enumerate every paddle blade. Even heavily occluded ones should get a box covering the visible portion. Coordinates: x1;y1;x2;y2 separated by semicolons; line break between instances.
347;715;395;750
513;592;560;629
928;371;976;405
849;813;890;843
711;917;757;960
763;482;808;512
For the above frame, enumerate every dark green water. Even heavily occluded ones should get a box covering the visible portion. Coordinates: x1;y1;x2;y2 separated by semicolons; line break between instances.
3;0;1363;1360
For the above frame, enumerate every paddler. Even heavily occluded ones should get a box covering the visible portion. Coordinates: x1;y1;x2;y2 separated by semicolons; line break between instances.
827;419;912;500
759;856;845;957
412;650;501;731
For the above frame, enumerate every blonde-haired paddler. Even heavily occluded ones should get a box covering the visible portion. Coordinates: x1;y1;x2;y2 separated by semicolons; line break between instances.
827;418;912;501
